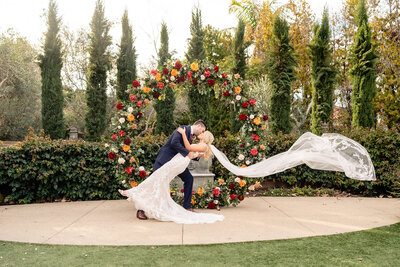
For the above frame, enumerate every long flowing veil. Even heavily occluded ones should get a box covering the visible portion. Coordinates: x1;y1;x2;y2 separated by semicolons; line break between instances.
210;132;375;181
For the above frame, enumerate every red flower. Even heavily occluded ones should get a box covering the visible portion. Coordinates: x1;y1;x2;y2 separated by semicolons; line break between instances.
139;171;146;178
125;167;134;174
242;102;249;108
238;195;244;201
208;79;215;86
208;202;216;209
251;148;258;156
187;71;192;79
162;68;169;75
124;138;131;145
239;113;247;120
181;188;184;193
108;152;115;160
132;80;140;87
249;99;256;106
137;112;143;119
111;134;117;140
222;73;227;78
192;190;195;195
204;70;211;77
177;76;185;83
157;82;164;89
129;95;136;102
230;194;237;200
151;69;158;76
192;79;198;86
175;61;182;70
252;134;260;142
153;93;160;99
118;130;125;137
240;144;244;148
223;91;230;96
263;115;269;121
116;102;124;110
212;188;220;197
214;65;219;73
229;183;236;190
223;81;228;86
136;101;142;108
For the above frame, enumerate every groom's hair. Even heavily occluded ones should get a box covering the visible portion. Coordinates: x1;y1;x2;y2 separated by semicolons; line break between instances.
193;120;207;130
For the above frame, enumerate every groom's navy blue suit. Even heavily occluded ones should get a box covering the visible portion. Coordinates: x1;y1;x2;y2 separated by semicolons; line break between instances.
153;125;194;209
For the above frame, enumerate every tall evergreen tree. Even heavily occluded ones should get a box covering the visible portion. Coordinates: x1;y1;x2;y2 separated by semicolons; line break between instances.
85;0;111;141
38;0;65;139
309;8;337;134
185;7;209;125
230;18;249;133
267;15;296;135
154;22;175;135
350;0;378;128
116;9;136;102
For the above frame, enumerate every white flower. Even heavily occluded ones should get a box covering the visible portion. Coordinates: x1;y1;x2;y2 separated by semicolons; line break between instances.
238;154;245;161
117;126;121;129
249;114;254;120
246;143;250;146
127;107;133;113
170;76;175;81
215;187;220;190
139;166;145;171
227;75;232;80
235;177;241;183
119;118;125;124
200;75;205;80
231;100;235;104
246;160;251;165
214;200;219;204
121;180;126;184
112;147;118;153
236;95;241;101
118;158;126;164
104;143;109;148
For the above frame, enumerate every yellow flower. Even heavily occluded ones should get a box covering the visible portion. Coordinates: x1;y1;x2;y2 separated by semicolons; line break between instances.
241;165;247;168
191;198;196;205
234;87;241;94
123;145;130;152
171;69;178;76
142;86;151;93
190;62;199;71
239;179;246;187
130;157;136;163
261;125;266;130
170;189;175;194
197;187;205;196
127;114;135;122
155;73;162;81
131;123;137;130
253;117;261;125
260;144;266;150
218;179;225;185
130;181;138;188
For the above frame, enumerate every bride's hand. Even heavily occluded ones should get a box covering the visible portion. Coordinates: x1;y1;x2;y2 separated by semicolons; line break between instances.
177;128;185;135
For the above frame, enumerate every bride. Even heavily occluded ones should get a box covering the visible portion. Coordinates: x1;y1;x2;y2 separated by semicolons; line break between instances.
118;128;224;224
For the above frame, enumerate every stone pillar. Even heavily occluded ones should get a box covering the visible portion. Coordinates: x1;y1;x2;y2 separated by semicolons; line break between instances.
69;127;78;140
171;157;215;190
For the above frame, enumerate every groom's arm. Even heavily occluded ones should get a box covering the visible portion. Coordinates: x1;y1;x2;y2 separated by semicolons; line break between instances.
171;127;190;157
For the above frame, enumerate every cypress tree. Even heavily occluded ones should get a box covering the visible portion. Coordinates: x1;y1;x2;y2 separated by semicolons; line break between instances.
309;8;337;134
116;9;137;102
350;0;378;128
185;7;209;125
85;0;111;141
230;18;248;133
38;0;65;139
154;22;175;135
267;15;296;135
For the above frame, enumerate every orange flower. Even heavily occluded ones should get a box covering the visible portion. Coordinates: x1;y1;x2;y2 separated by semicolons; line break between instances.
171;69;178;76
260;144;266;150
155;73;162;81
253;117;261;125
218;179;225;185
254;181;262;189
130;181;138;188
144;99;150;105
131;123;137;130
190;62;199;71
239;179;246;187
127;114;135;122
241;165;247;168
234;87;241;94
142;86;151;93
123;145;130;152
130;157;136;163
191;198;196;205
197;187;205;196
261;125;267;130
169;82;177;88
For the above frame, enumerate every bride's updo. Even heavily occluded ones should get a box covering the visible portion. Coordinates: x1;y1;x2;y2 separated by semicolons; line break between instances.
202;131;214;160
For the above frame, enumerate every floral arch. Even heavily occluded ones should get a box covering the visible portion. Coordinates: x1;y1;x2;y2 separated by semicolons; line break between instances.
108;60;268;208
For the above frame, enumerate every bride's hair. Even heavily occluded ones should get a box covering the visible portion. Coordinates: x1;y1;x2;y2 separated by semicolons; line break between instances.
202;131;214;160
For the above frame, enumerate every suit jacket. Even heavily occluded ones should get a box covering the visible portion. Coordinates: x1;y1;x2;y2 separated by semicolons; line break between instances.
154;125;192;168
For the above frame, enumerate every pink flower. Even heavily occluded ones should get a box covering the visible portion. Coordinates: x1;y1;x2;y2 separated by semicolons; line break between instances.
212;188;220;197
111;134;117;140
129;95;136;102
249;99;256;106
125;167;134;174
250;148;258;156
151;69;158;76
136;101;142;108
187;71;192;79
157;82;164;89
204;70;211;77
252;134;260;142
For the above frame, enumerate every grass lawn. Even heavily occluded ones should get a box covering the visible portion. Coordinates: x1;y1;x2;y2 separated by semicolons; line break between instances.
1;223;399;266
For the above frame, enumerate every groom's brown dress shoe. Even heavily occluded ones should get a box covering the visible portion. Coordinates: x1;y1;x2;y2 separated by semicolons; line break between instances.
136;210;148;220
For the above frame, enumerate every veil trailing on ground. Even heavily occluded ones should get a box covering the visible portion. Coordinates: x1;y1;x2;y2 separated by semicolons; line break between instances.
210;132;376;181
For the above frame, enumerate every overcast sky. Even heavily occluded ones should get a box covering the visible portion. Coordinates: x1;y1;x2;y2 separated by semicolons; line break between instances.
0;0;343;70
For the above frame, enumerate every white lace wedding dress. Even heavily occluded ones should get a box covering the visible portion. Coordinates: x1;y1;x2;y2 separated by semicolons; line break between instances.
124;153;224;224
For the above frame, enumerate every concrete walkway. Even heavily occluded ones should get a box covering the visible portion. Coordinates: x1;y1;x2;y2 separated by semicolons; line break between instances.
0;197;399;246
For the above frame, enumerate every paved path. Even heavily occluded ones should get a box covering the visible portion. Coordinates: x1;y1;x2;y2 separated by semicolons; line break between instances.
0;197;399;245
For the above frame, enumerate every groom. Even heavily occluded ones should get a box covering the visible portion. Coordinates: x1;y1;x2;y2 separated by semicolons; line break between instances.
136;120;207;220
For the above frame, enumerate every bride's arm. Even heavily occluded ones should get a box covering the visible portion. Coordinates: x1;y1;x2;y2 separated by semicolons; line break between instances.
177;128;207;152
